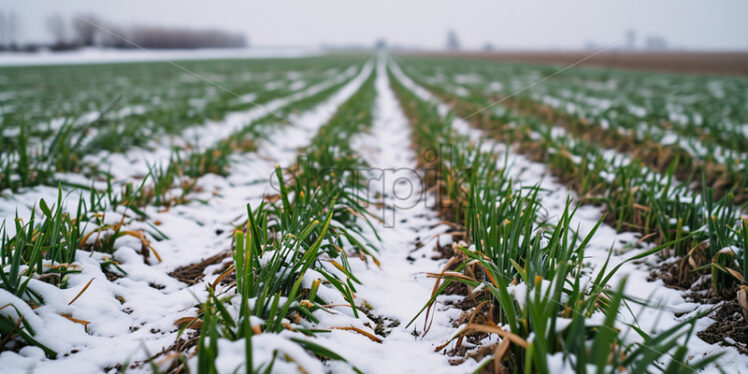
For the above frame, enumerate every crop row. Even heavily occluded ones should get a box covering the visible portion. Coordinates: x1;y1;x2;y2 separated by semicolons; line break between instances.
395;57;748;311
0;56;366;192
1;54;745;373
0;61;371;364
401;57;748;156
388;63;719;373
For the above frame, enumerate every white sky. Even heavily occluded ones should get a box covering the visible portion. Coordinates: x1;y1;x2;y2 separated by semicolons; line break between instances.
2;0;747;50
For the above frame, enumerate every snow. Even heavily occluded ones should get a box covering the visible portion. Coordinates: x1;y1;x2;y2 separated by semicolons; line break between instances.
0;47;322;67
313;57;483;373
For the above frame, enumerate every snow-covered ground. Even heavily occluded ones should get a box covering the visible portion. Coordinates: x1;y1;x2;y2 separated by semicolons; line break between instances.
0;60;372;373
1;52;745;373
313;58;483;373
0;64;360;238
0;47;321;67
184;57;486;374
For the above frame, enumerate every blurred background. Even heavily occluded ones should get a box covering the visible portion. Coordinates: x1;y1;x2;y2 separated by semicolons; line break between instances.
0;0;747;74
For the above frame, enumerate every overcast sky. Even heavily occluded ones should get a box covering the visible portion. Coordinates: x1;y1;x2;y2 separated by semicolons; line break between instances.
2;0;747;50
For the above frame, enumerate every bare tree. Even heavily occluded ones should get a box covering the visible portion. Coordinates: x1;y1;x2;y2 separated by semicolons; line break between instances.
72;14;99;46
0;12;5;48
7;12;19;48
99;24;130;48
46;13;68;46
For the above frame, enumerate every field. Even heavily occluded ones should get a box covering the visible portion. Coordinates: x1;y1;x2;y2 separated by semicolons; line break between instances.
405;51;748;75
0;53;747;373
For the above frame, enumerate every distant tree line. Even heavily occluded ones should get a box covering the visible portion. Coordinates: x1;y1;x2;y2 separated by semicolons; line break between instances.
0;10;21;50
113;26;247;49
0;11;247;52
53;13;247;50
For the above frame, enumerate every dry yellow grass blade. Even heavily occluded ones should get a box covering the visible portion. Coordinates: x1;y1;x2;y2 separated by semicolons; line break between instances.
326;259;348;274
282;322;297;332
425;271;476;282
436;322;527;352
78;215;128;250
453;301;497;352
154;352;182;369
123;230;162;262
331;326;382;343
174;316;202;330
211;265;235;289
439;220;464;229
737;285;748;320
60;313;90;326
68;278;94;305
423;255;462;336
636;232;658;246
78;229;99;249
465;259;498;288
726;267;744;282
43;263;80;270
633;203;651;212
321;303;357;309
347;206;383;224
468;323;528;348
493;337;511;374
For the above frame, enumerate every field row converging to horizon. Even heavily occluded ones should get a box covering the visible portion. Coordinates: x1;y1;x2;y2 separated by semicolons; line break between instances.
0;53;747;374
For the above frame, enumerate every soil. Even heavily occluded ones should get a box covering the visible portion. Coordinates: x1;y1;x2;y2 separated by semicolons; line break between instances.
697;300;748;355
120;330;200;374
399;51;748;76
648;257;703;292
361;307;401;338
650;255;747;354
168;251;230;285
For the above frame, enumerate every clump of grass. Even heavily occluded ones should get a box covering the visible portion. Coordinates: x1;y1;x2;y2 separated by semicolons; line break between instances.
0;302;57;358
0;122;55;192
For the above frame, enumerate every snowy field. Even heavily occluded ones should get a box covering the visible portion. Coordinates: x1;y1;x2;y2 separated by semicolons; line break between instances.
0;47;322;66
0;52;747;373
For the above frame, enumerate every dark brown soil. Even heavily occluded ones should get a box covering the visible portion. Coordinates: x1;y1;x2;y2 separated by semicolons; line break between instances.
361;308;401;338
103;268;124;281
122;330;200;374
432;241;459;260
168;252;230;285
650;256;748;355
648;257;703;291
697;300;748;355
399;51;748;76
